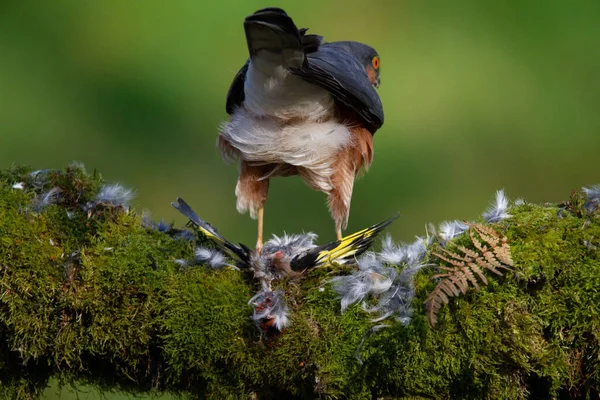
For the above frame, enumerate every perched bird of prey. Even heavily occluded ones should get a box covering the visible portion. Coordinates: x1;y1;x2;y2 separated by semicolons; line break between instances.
219;7;384;250
171;198;396;289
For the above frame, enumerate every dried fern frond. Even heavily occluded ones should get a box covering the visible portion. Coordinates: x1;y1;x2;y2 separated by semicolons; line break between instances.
425;223;514;327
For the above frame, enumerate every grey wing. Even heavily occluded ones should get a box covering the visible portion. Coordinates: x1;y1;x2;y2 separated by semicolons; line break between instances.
225;60;249;115
289;46;384;133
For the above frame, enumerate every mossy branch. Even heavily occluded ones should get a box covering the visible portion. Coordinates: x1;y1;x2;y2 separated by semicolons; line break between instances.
1;165;599;399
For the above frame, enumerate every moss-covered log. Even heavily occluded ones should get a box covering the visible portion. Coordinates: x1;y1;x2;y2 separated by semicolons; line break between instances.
0;165;599;399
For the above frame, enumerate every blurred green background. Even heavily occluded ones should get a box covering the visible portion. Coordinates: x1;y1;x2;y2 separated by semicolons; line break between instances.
1;0;599;398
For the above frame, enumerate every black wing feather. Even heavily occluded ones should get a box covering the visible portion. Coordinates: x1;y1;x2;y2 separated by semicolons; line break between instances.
226;60;249;115
290;213;398;271
171;198;250;263
243;8;303;64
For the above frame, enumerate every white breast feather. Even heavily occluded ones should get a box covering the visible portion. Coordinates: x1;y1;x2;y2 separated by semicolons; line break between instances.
221;108;350;186
243;61;334;120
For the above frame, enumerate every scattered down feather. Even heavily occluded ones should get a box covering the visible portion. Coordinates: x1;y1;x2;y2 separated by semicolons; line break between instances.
174;229;196;242
86;183;135;211
32;187;62;212
141;213;172;233
194;248;233;269
262;232;318;255
438;220;469;242
330;252;395;312
482;189;511;223
175;247;236;270
379;234;428;266
330;232;432;325
249;290;290;331
583;184;600;213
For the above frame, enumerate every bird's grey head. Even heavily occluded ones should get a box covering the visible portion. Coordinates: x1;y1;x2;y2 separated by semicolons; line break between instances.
325;41;381;88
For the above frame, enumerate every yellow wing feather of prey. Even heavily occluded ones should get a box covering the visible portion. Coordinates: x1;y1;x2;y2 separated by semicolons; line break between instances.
316;225;380;264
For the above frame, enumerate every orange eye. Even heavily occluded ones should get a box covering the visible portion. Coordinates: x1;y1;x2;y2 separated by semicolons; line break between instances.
372;56;380;69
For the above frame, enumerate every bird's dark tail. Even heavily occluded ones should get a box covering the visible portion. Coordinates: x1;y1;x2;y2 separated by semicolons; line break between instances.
244;7;305;68
291;214;400;270
171;198;250;264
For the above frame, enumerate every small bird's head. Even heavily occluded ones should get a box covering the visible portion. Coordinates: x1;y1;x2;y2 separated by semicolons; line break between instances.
325;41;381;88
270;250;290;273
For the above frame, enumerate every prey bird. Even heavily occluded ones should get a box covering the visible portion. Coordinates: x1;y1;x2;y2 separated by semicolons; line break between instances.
172;198;396;288
219;7;384;250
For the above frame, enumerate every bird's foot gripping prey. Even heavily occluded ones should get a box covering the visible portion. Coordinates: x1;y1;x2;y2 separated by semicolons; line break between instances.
218;7;384;249
172;198;397;331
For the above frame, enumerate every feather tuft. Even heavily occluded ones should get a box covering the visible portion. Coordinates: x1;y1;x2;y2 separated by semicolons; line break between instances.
330;252;391;311
249;290;290;331
194;247;232;269
32;187;62;212
174;229;196;242
95;184;135;207
330;237;430;325
583;184;600;213
482;189;511;223
141;213;172;233
379;235;427;266
263;232;318;254
85;183;135;212
438;220;469;241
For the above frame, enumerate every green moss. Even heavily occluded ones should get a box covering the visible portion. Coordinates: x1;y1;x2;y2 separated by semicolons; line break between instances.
161;267;253;396
1;165;599;399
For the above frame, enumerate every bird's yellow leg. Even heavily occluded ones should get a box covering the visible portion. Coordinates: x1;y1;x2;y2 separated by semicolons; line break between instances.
336;226;343;241
256;207;264;252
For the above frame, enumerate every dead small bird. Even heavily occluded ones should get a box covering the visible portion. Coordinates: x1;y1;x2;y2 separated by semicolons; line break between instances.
172;198;397;288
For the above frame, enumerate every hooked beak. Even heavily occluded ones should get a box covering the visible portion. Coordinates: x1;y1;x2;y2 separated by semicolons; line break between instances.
373;76;380;89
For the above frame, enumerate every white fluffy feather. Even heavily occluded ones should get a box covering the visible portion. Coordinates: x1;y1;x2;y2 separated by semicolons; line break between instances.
194;248;230;269
221;108;351;190
262;232;318;255
482;189;511;223
243;62;334;120
438;220;469;241
95;184;135;207
248;290;290;331
32;187;62;212
379;235;427;266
